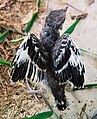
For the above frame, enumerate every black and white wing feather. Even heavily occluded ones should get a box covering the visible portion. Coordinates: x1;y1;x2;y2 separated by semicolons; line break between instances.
52;34;85;87
11;34;47;82
68;35;85;87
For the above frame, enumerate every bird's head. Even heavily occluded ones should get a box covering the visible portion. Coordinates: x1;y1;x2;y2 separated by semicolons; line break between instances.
40;7;68;52
44;7;68;30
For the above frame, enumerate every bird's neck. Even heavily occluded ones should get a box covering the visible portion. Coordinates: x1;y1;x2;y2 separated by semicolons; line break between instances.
41;28;60;53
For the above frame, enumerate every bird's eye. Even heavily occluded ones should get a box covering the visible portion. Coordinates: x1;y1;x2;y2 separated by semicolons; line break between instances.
45;32;51;37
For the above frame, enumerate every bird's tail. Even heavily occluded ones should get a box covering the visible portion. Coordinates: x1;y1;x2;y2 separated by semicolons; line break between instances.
54;88;68;111
47;77;68;110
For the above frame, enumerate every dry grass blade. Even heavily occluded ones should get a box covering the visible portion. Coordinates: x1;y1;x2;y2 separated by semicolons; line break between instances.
10;37;24;43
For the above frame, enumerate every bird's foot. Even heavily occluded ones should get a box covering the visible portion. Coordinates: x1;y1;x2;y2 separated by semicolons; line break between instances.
56;99;69;111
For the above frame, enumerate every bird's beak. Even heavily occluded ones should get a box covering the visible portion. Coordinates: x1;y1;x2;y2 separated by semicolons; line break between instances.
63;6;68;19
59;7;68;30
65;6;68;12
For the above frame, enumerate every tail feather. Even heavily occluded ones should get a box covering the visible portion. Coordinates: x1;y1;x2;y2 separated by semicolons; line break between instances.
47;76;68;110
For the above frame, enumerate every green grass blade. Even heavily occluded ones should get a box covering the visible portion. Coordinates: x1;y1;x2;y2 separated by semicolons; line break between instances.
73;83;97;91
0;30;9;43
24;12;38;33
64;18;80;34
24;0;41;33
84;84;97;88
0;59;12;67
80;48;97;56
10;37;24;43
23;111;53;119
37;0;41;8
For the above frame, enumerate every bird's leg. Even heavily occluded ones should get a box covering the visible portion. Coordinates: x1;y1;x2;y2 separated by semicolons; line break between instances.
25;78;40;94
26;78;32;91
26;79;47;94
47;76;68;110
25;78;42;101
25;59;46;94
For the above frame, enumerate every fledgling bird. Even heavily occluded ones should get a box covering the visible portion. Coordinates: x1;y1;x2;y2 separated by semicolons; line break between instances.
10;7;85;111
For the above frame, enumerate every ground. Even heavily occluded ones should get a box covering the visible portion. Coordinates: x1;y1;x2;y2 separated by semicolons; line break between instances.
0;0;97;119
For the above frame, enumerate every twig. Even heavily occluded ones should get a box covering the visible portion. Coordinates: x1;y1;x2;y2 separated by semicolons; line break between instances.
71;13;88;20
0;44;9;58
0;14;9;23
78;104;90;119
65;3;84;13
78;104;86;119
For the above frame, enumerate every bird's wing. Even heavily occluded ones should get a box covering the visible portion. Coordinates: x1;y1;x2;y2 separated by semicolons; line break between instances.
11;34;47;82
68;36;85;87
52;34;85;87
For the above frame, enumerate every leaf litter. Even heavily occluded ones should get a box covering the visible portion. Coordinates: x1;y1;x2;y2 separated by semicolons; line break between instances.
0;0;48;119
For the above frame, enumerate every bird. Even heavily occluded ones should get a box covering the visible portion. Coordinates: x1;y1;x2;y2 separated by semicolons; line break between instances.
10;7;85;111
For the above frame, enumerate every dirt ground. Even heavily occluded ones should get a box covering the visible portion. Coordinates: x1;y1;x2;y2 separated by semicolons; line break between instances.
0;0;97;119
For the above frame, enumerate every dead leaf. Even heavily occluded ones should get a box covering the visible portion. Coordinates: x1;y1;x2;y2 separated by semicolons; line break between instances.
77;13;88;19
87;0;95;5
71;13;88;20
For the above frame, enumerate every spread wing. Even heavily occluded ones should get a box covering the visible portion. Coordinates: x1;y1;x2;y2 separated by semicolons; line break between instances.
10;34;47;82
52;34;85;87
